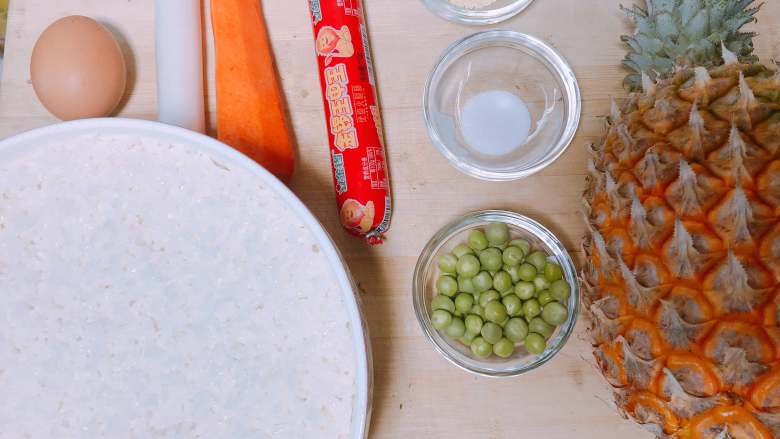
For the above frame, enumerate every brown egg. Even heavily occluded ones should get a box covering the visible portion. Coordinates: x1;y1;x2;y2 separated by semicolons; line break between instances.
30;16;127;121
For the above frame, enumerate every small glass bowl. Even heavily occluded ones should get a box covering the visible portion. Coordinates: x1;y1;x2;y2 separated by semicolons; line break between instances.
421;0;535;25
423;30;581;181
412;210;580;377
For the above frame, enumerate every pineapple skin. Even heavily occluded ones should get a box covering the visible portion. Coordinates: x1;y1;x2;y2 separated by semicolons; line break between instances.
583;60;780;438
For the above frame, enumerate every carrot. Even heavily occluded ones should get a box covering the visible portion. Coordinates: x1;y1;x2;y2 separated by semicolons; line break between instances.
211;0;295;181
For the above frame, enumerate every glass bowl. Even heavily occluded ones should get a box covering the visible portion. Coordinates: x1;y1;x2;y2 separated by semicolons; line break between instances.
412;210;580;377
423;30;581;181
421;0;535;25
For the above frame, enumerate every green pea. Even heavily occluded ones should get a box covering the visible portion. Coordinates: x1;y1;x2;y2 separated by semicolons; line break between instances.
550;279;571;303
452;244;474;259
472;271;493;293
470;304;484;319
484;301;508;324
493;338;515;358
431;295;455;313
438;253;458;274
492;271;513;294
509;239;531;256
504;265;521;283
436;275;458;297
485;222;510;247
523;299;541;319
468;229;489;251
529;317;555;339
478;248;503;272
502;246;525;267
431;310;452;330
456;254;481;278
454;293;474;313
514;282;535;300
527;251;548;272
518;263;537;282
480;322;503;344
542;301;569;326
504;318;529;342
502;294;523;316
478;290;500;308
458;275;476;294
445;317;466;338
537;290;555;306
533;275;551;292
465;314;484;334
470;337;492;358
525;333;547;354
460;329;478;346
544;262;563;281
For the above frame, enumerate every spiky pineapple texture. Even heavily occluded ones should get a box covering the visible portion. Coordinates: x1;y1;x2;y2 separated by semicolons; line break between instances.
622;0;760;90
584;28;780;439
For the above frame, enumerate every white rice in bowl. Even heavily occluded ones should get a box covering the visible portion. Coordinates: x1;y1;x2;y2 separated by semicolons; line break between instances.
0;133;358;437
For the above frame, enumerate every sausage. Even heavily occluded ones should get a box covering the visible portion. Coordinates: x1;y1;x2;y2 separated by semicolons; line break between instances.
306;0;392;244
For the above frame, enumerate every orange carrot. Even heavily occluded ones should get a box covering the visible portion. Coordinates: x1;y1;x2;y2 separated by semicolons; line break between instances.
211;0;295;181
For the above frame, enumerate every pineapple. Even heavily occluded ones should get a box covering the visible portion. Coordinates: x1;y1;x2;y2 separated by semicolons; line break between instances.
583;1;780;437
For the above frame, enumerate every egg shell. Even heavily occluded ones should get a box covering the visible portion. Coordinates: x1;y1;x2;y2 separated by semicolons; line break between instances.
30;15;127;121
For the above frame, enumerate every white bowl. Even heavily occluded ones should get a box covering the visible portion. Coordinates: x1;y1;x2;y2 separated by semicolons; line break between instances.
0;118;372;439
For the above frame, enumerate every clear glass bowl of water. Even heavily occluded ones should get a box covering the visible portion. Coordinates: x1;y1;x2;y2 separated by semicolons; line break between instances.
421;0;535;25
423;30;581;181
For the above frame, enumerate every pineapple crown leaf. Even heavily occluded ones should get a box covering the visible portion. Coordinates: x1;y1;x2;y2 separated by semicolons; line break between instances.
622;0;762;91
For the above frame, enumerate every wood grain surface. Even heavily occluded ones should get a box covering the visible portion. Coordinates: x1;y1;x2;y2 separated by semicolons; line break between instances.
2;1;779;437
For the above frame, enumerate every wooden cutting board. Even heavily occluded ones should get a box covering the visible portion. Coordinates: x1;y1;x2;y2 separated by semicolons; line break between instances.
2;1;779;437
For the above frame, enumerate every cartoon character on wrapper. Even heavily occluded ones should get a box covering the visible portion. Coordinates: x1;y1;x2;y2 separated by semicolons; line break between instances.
340;199;375;234
316;25;354;65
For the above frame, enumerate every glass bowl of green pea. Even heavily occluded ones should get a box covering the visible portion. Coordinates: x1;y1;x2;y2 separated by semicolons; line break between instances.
413;210;580;377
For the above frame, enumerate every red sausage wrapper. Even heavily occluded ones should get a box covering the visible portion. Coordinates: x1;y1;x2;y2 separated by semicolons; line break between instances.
307;0;392;245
